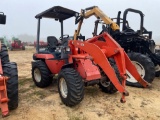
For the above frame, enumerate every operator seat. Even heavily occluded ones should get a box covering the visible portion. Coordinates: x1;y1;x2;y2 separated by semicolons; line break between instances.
47;36;61;59
47;36;58;52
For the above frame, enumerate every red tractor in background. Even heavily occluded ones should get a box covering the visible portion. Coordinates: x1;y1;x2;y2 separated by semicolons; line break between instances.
9;38;25;50
34;40;47;48
0;12;18;117
32;6;150;106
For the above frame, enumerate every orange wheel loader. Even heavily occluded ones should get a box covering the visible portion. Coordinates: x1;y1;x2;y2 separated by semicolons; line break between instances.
32;6;150;107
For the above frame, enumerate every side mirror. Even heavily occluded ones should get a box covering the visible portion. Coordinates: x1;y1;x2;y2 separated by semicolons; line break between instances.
0;12;6;25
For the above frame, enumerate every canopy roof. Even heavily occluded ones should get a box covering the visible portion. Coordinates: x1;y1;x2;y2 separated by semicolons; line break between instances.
35;6;78;21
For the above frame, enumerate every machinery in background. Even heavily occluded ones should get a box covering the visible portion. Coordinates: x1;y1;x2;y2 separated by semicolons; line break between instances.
9;37;25;50
80;6;155;87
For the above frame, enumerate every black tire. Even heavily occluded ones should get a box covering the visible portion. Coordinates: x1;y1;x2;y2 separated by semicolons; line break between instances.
99;60;121;94
127;52;155;87
32;60;52;88
0;43;9;64
58;68;84;106
3;62;18;110
154;54;160;77
155;71;160;77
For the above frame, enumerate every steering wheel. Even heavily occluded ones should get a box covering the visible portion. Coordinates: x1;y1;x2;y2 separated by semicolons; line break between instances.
59;34;69;40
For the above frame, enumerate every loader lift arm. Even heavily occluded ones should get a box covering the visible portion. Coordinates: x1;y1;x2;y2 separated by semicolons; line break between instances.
73;6;150;102
72;32;150;102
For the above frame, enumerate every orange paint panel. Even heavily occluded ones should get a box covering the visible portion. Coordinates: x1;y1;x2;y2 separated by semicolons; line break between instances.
45;59;65;74
76;60;86;79
77;59;101;80
35;53;54;59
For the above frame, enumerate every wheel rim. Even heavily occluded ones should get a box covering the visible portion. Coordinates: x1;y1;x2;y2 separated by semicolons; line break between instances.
59;78;68;98
100;77;110;87
127;61;145;83
34;68;41;82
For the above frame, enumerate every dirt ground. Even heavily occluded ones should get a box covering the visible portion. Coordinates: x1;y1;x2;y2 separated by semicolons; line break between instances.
2;47;160;120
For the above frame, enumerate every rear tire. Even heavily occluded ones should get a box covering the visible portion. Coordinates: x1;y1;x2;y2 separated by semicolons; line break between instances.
127;52;155;87
3;62;18;110
32;60;52;88
58;68;84;106
155;64;160;77
0;43;9;64
99;60;121;94
155;71;160;77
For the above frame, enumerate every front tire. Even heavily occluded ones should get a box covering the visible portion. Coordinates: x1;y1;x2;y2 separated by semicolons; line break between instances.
99;60;121;94
58;68;84;106
32;60;52;88
127;52;155;87
0;43;9;64
3;62;18;110
155;71;160;77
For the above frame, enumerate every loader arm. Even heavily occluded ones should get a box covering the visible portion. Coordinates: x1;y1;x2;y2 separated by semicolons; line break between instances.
70;32;150;102
74;6;120;40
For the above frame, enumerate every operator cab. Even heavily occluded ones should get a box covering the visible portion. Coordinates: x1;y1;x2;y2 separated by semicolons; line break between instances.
35;6;78;59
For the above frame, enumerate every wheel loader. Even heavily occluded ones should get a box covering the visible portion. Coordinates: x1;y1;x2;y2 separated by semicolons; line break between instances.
76;6;155;87
0;12;18;117
32;6;150;107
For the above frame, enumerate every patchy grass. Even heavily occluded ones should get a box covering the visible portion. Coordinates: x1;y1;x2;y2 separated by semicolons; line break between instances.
31;90;47;99
19;87;31;93
19;78;32;86
29;83;36;88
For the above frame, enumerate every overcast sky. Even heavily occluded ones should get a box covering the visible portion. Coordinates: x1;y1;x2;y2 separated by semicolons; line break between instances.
1;0;160;43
